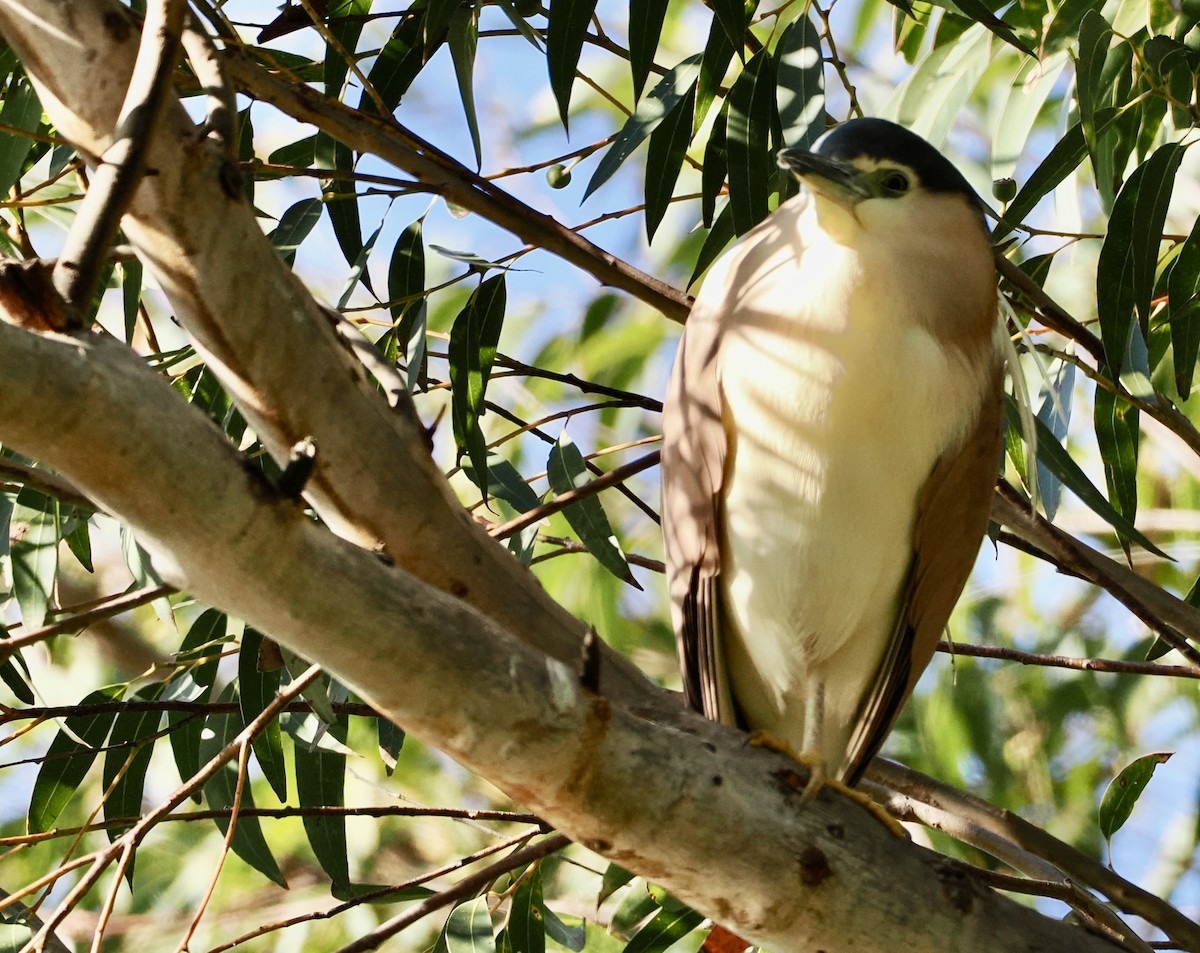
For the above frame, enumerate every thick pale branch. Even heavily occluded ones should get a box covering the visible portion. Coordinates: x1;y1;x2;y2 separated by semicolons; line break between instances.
0;316;1122;953
0;0;648;701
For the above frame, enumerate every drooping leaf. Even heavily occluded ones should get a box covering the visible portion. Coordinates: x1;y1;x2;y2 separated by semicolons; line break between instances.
1003;399;1166;558
324;0;373;97
449;275;507;496
295;716;350;885
775;14;826;151
1075;11;1112;166
165;609;228;790
238;627;287;801
121;258;143;342
701;104;728;228
1093;385;1140;545
101;683;164;883
644;85;696;242
726;49;774;235
690;202;735;286
200;684;287;887
546;432;640;587
29;686;122;833
316;132;364;273
546;0;599;130
10;488;59;631
1033;362;1074;521
1168;216;1200;398
506;869;545;953
0;78;41;196
629;0;669;100
710;0;750;47
695;10;736;126
448;4;483;168
584;54;702;200
1099;752;1172;842
377;717;406;775
1096;142;1186;374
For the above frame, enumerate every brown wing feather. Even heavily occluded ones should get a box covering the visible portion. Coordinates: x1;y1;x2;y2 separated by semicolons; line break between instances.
843;359;1005;784
661;306;735;724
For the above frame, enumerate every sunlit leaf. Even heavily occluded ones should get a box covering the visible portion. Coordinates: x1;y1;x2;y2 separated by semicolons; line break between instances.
1099;752;1172;842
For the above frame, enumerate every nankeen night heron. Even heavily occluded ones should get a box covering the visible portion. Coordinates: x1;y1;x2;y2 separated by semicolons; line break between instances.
662;118;1005;789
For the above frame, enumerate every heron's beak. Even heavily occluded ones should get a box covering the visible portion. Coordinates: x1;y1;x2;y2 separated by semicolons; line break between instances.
777;149;870;208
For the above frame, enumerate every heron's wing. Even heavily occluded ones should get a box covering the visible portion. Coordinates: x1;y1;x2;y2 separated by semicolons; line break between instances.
661;302;735;723
843;360;1005;784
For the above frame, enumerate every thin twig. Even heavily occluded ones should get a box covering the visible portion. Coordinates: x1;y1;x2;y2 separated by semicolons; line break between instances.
489;451;660;540
994;481;1200;665
937;639;1200;679
53;0;187;315
332;834;571;953
866;760;1200;953
0;585;175;665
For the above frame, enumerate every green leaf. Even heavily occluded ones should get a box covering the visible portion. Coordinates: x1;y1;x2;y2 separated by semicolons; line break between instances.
444;895;495;953
121;258;143;342
1075;11;1112;167
267;135;316;168
449;275;507;497
933;0;1034;55
696;10;736;126
775;14;826;151
701;105;727;228
546;0;598;130
507;870;545;953
644;85;696;242
584;54;702;200
29;686;122;833
165;609;228;789
726;49;774;235
364;6;429;114
1099;752;1172;841
387;219;428;391
689;201;735;287
295;716;350;885
101;683;164;883
448;5;482;168
324;0;372;96
629;0;669;100
10;488;59;630
710;0;750;46
622;905;704;953
424;0;459;53
1096;142;1187;374
546;432;640;588
1033;362;1074;521
268;198;323;267
316;132;363;273
377;717;406;775
992;108;1119;241
200;684;287;887
597;862;634;906
1003;399;1167;558
0;79;41;196
1168;216;1200;398
1093;385;1139;541
238;627;287;801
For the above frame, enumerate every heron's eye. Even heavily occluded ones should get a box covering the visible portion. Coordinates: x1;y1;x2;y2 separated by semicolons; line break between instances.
881;171;910;195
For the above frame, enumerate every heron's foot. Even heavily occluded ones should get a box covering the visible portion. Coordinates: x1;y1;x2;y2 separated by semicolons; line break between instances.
748;732;907;838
